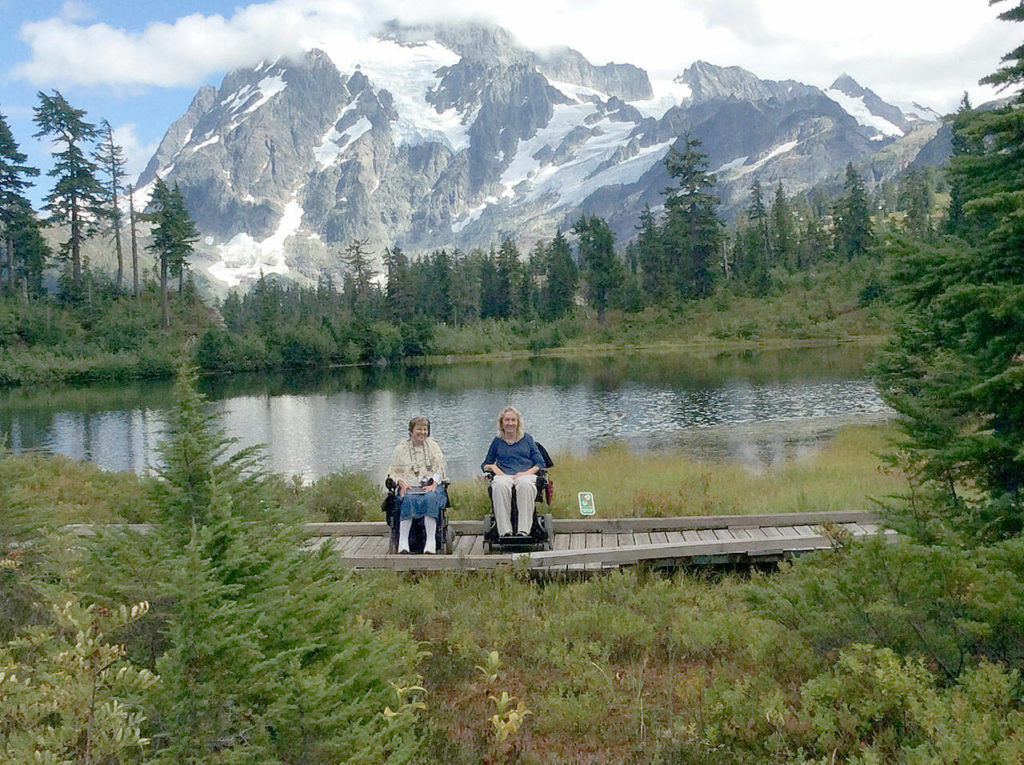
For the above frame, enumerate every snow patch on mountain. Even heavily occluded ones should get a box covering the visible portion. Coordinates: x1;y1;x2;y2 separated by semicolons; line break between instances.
632;79;693;118
315;106;372;168
824;89;903;137
714;155;748;174
244;75;287;114
499;101;601;192
546;78;608;103
208;196;304;286
190;134;220;153
894;100;942;122
312;35;472;151
451;197;497;233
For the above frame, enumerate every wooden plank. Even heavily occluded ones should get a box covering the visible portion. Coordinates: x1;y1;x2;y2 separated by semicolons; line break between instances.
339;536;373;555
617;532;636;547
761;526;783;538
469;536;486;556
634;532;653;546
650;531;669;545
696;529;718;542
712;528;734;541
454;534;475;555
554;533;571;551
682;529;701;543
547;510;877;533
307;522;390;536
794;525;816;537
66;512;882;540
525;533;834;568
665;531;684;543
744;527;768;540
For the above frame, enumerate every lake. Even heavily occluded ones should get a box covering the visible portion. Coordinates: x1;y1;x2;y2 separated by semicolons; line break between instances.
0;346;893;482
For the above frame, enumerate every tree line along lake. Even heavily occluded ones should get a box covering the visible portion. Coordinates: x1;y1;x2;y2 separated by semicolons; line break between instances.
0;346;891;483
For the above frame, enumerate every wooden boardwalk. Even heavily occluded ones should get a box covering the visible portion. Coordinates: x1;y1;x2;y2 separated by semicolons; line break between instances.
309;510;893;573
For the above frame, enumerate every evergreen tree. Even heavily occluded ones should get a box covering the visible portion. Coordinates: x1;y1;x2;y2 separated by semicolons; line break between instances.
428;248;455;323
135;363;425;761
447;248;479;324
127;184;141;296
876;0;1024;543
383;246;413;322
343;238;378;318
897;168;933;240
32;90;104;294
495;238;519;319
93;120;127;291
661;135;723;299
4;206;49;298
746;180;771;261
478;246;502;319
572;215;620;319
770;182;798;267
541;230;578;320
635;204;670;304
834;163;874;259
0;111;40;297
147;178;199;329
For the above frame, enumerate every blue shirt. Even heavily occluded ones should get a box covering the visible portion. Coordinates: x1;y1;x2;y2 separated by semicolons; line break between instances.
482;433;545;475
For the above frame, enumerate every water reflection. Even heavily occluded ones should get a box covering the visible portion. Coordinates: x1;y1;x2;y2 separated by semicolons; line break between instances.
0;347;892;481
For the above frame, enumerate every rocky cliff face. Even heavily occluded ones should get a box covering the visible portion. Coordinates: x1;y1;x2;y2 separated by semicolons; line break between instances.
136;22;946;290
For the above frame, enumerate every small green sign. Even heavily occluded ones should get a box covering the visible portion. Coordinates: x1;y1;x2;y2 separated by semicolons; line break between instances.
578;491;595;516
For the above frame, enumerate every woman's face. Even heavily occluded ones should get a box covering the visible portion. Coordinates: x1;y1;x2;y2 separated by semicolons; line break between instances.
410;422;429;445
501;411;519;437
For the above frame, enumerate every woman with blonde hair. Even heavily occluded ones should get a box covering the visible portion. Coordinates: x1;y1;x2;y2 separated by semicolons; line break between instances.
481;406;545;536
387;416;448;553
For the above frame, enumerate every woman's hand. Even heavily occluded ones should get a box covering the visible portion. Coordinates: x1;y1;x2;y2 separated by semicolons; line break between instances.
397;479;410;497
484;463;504;476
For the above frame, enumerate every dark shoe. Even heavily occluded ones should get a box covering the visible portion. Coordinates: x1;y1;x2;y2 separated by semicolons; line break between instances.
515;531;529;537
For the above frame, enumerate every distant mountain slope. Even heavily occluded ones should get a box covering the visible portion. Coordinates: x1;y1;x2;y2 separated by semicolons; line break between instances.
136;22;946;290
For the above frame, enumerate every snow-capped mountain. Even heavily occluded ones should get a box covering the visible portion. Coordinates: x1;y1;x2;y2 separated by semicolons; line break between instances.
137;22;944;289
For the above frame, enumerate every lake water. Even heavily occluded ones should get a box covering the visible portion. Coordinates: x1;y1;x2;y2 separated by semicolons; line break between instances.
0;346;893;482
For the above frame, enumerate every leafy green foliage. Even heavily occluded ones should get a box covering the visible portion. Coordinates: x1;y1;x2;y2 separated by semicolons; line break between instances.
0;568;158;763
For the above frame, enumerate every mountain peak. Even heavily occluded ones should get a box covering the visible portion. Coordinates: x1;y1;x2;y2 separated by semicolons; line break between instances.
679;61;818;104
829;73;867;97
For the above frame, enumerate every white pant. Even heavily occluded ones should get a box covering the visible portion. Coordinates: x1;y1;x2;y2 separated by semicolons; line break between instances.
491;474;537;536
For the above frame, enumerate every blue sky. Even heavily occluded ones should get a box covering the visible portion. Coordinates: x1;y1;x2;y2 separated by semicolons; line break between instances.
1;0;1018;208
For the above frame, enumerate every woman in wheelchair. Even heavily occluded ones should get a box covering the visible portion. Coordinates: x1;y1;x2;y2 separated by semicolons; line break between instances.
387;416;448;553
481;406;546;537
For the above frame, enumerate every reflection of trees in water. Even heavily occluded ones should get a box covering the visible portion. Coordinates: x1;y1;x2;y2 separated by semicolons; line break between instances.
2;347;883;478
194;345;880;399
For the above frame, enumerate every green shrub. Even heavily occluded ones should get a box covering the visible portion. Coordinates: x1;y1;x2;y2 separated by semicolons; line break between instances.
297;471;382;522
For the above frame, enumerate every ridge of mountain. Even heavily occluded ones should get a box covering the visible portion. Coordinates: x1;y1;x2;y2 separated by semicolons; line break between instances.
135;21;948;291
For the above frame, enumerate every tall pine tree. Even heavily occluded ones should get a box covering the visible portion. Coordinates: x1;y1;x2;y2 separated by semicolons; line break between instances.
33;90;104;295
661;135;723;299
0;111;41;297
876;0;1024;543
147;178;199;329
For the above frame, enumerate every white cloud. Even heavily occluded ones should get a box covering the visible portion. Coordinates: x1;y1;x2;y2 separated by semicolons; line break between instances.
9;0;1020;113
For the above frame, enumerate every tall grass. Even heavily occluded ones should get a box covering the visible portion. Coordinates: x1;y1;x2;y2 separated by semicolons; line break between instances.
446;423;902;520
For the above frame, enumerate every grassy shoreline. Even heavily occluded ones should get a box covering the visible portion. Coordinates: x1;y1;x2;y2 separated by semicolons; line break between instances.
3;421;903;527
